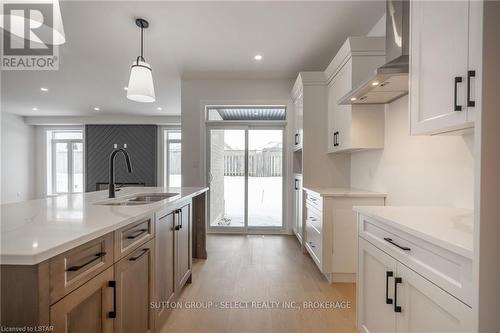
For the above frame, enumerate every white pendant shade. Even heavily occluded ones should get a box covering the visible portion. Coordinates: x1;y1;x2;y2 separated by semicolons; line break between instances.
127;61;155;103
0;0;65;45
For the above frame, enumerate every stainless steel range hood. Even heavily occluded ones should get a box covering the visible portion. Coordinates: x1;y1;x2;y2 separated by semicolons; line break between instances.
339;0;409;105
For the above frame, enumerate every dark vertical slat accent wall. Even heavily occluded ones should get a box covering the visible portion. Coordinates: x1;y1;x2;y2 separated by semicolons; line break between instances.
85;125;157;192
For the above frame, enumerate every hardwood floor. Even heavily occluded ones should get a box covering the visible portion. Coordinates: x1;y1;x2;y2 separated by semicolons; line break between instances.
160;234;358;333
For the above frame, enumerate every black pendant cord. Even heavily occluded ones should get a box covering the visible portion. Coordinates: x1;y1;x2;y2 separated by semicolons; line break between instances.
134;18;149;65
136;24;145;64
140;25;144;61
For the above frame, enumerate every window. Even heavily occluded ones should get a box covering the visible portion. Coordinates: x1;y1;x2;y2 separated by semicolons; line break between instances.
163;130;181;188
206;106;286;121
47;130;84;195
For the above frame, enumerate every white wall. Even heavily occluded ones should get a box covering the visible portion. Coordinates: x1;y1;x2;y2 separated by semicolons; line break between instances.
1;113;36;204
350;95;474;208
181;78;293;187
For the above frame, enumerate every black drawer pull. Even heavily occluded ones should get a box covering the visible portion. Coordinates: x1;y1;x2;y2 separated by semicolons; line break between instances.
394;277;402;312
386;271;393;304
454;76;463;111
309;217;317;221
126;228;148;239
128;248;149;261
294;133;299;145
66;252;106;272
383;238;411;251
467;70;476;107
108;280;116;318
295;179;299;190
308;241;316;248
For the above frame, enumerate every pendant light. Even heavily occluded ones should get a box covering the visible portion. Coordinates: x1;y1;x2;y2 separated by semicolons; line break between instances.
127;18;155;103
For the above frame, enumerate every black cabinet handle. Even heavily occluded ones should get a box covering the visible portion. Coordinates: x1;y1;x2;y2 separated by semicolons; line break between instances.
394;277;402;312
308;241;316;248
126;228;148;239
386;271;393;304
174;209;182;230
454;76;463;111
128;248;149;261
294;179;299;190
108;280;117;318
294;133;299;145
467;70;476;107
383;237;411;251
333;131;339;147
66;252;106;272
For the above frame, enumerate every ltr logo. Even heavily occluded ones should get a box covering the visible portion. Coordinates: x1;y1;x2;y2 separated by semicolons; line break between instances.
1;2;59;70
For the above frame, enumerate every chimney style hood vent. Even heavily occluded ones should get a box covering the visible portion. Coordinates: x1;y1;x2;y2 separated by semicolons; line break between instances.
339;0;409;105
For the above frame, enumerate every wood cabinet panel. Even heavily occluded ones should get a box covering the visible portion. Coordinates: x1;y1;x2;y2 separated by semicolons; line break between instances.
176;204;192;291
154;210;176;328
114;240;155;333
50;266;114;333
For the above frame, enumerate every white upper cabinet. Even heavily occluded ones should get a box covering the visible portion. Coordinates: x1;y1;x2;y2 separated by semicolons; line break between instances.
327;37;386;153
410;0;482;135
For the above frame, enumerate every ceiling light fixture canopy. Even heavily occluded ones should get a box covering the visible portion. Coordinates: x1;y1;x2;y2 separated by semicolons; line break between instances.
127;18;155;103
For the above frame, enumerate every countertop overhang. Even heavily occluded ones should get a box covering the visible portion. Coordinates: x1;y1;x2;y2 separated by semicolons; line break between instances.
0;187;208;265
353;206;474;259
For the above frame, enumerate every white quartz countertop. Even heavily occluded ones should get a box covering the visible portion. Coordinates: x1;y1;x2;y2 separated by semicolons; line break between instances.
303;187;387;198
0;187;208;265
353;206;474;258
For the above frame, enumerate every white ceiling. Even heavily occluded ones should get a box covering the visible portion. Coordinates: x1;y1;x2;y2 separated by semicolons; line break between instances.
1;1;384;116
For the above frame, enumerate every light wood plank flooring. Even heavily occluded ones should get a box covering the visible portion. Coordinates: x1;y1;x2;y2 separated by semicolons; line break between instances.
160;234;358;333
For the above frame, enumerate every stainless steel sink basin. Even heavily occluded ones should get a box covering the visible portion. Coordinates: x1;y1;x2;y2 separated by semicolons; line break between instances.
96;193;179;206
127;193;179;202
98;201;147;206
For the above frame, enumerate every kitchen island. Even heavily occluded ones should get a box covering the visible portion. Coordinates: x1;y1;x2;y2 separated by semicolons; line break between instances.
0;186;208;333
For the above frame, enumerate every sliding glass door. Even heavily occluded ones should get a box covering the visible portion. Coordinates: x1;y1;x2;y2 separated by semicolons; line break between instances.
248;129;283;227
207;127;284;232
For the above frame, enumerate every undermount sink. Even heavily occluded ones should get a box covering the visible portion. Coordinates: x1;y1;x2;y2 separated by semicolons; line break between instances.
127;193;179;202
96;193;179;206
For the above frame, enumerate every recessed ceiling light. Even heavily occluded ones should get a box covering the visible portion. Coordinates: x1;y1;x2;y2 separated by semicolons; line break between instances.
32;107;38;111
123;86;128;91
156;107;162;111
371;81;379;86
93;107;100;111
350;97;357;101
254;54;263;61
40;87;48;92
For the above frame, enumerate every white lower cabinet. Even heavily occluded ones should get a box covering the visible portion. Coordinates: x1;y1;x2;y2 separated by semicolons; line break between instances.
358;238;396;333
358;238;473;333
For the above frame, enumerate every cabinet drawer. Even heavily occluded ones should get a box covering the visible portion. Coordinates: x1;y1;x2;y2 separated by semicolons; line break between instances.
305;203;322;232
358;215;472;306
49;233;114;304
305;221;322;266
114;215;154;261
305;191;322;211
